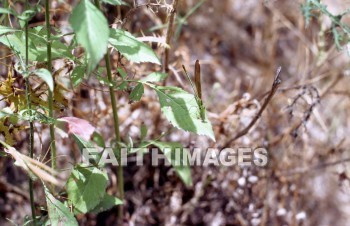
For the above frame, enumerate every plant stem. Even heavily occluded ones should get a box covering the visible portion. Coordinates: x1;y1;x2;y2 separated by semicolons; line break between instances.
45;0;56;169
94;0;124;221
107;50;124;220
163;0;179;74
2;0;10;75
223;67;282;147
25;1;36;224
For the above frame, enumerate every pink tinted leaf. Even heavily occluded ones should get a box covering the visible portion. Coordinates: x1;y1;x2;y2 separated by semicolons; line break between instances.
57;117;95;141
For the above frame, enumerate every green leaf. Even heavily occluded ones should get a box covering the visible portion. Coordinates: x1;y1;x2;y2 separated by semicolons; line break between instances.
109;28;160;64
92;131;105;147
29;28;74;60
101;0;125;5
72;134;95;150
149;141;192;186
17;9;37;21
95;69;114;87
72;134;102;165
0;26;18;36
115;68;128;90
0;32;36;60
140;124;147;141
18;6;40;28
90;194;123;214
0;107;13;119
0;29;74;61
129;83;144;102
44;187;78;226
66;165;108;214
117;68;127;78
141;72;168;83
71;65;85;87
32;68;53;91
150;85;215;141
69;0;109;73
37;36;75;61
0;8;17;15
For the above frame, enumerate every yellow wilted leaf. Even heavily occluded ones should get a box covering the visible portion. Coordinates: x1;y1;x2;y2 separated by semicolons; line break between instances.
53;82;68;111
0;67;67;113
0;68;28;111
0;120;15;145
0;71;15;97
0;120;26;146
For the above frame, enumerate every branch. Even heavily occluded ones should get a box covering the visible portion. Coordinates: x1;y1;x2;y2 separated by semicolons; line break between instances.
223;67;282;147
276;157;350;177
163;0;179;73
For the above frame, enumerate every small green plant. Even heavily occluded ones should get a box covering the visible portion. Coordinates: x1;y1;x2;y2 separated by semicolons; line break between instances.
0;0;213;225
301;0;350;51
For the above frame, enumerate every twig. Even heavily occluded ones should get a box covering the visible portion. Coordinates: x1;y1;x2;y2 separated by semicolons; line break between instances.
163;0;179;74
276;157;350;177
329;90;350;98
320;72;344;98
223;67;282;147
121;3;163;28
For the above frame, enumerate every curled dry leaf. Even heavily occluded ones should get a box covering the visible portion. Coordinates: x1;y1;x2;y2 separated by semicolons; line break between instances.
3;145;64;187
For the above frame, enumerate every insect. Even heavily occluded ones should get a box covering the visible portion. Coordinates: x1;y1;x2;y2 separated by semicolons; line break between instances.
182;60;206;122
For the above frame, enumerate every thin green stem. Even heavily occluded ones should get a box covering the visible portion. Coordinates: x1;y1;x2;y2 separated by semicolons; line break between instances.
2;0;10;75
106;50;124;218
45;0;56;169
94;0;124;222
309;0;350;34
24;1;37;224
24;1;36;224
